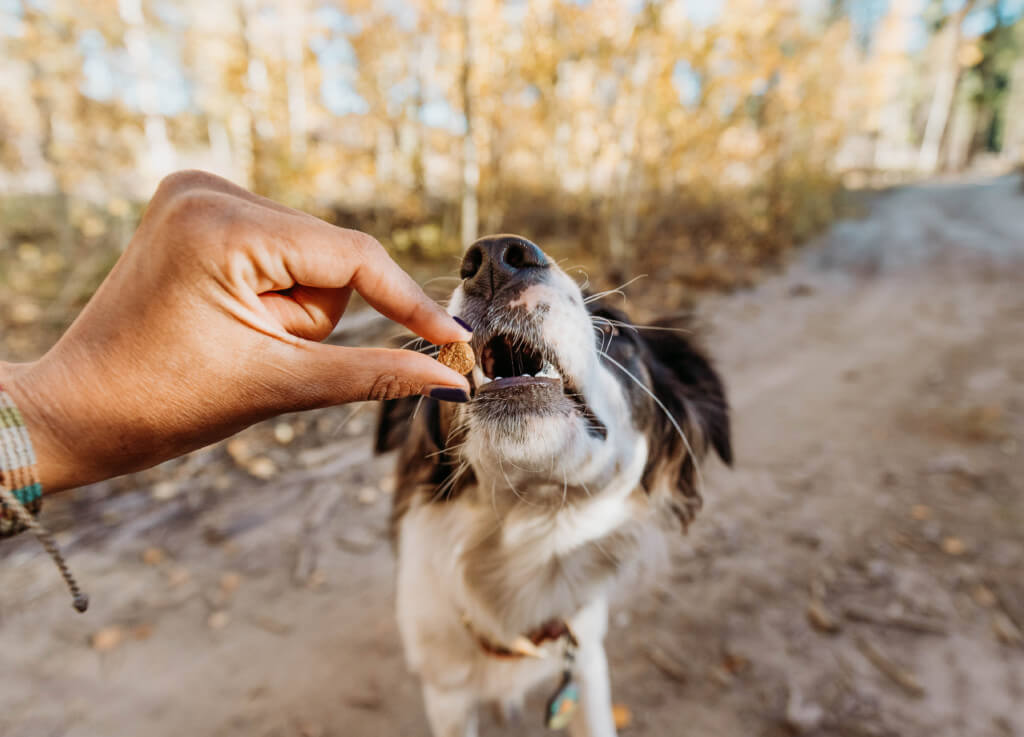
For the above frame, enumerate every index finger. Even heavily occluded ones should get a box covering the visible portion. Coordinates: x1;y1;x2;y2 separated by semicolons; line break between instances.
269;213;471;346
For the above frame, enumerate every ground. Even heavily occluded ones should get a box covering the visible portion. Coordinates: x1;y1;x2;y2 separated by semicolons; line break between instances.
2;175;1023;737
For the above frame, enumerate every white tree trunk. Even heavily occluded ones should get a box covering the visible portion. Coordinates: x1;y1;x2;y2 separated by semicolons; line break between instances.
918;3;973;173
119;0;176;181
1002;57;1024;165
460;1;479;250
234;0;260;190
944;81;976;172
282;0;307;163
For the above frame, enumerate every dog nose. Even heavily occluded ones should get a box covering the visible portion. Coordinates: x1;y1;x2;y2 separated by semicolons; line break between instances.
460;236;548;298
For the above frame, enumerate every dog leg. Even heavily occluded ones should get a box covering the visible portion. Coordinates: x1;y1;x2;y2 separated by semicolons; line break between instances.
567;641;617;737
422;683;478;737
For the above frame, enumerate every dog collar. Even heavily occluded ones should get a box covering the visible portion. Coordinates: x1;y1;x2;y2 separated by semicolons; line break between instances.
461;614;581;729
461;614;577;659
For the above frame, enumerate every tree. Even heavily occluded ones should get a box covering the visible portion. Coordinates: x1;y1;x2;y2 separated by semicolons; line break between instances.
918;0;978;172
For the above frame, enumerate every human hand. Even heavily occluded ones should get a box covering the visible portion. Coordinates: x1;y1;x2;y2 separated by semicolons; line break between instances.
0;170;470;492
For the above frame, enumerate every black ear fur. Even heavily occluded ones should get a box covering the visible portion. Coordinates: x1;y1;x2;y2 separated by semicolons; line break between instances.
375;388;474;517
374;334;446;456
587;301;732;466
375;396;420;454
375;395;446;455
641;321;732;466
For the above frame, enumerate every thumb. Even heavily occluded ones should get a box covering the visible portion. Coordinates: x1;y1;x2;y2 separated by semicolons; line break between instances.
288;343;471;406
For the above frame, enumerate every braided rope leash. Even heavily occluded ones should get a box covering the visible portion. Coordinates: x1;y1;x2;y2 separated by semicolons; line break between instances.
1;386;89;613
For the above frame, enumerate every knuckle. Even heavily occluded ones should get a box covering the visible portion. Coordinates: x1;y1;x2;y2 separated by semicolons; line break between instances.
345;228;384;259
162;190;211;235
398;300;428;330
365;374;416;402
153;169;216;203
161;189;238;249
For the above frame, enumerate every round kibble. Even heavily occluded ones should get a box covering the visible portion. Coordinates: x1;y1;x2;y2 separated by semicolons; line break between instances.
438;342;475;375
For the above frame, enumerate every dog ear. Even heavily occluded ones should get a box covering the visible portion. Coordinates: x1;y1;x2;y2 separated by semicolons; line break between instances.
375;395;421;454
374;336;448;455
630;317;731;531
641;321;732;467
587;302;731;467
376;392;475;539
375;384;474;521
375;395;448;460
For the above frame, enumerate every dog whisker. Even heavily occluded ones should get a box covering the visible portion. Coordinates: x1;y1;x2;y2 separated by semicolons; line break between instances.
429;460;471;504
590;537;622;570
498;456;538;508
590;315;694;336
502;456;539;475
489;479;500;520
422;276;463;287
330;403;370;438
399;336;428;351
583;274;648;304
425;440;467;460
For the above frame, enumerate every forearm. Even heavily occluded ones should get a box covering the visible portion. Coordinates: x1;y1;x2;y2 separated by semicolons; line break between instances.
0;359;84;494
0;350;184;493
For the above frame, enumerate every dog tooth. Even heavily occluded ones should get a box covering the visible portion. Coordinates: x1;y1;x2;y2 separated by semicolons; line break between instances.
537;363;560;379
480;376;492;384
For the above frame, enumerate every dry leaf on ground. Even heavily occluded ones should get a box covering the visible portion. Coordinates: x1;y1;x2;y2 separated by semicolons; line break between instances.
220;572;242;596
245;457;277;480
612;704;632;730
91;626;123;652
941;537;967;556
807;599;841;633
142;547;166;566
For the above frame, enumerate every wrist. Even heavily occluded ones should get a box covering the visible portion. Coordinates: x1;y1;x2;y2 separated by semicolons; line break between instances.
0;360;82;494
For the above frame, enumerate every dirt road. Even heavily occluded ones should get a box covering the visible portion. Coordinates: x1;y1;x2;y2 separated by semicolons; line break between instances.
3;175;1023;737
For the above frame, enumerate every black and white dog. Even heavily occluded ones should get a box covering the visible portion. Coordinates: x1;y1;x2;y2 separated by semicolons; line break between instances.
376;236;731;737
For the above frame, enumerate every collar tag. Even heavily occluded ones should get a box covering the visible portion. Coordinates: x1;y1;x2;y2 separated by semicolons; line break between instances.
544;670;579;730
544;636;579;730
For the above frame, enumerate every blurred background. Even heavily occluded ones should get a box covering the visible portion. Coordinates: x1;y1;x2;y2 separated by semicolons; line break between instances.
2;2;1023;737
2;0;1024;357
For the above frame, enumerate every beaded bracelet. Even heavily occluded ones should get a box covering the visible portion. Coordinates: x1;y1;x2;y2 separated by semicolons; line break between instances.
1;387;43;536
1;384;89;612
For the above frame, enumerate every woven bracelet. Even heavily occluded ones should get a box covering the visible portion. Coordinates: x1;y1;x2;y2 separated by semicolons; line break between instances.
0;387;43;536
0;384;89;612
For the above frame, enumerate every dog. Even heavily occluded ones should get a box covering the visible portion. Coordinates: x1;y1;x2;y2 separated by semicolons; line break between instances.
376;235;731;737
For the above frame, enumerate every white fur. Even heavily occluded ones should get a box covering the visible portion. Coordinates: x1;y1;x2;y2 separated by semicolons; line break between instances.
396;498;621;737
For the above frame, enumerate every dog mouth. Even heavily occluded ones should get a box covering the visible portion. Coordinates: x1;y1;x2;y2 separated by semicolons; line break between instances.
470;332;608;438
476;334;564;395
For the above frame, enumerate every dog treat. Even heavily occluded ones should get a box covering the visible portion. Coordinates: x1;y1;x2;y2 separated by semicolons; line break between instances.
438;342;475;375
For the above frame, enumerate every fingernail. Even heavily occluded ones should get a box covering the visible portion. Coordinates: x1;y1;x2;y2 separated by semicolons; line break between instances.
453;316;473;333
426;386;471;403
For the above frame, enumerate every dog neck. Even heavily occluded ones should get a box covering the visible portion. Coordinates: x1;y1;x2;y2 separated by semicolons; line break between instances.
460;423;648;511
453;440;651;638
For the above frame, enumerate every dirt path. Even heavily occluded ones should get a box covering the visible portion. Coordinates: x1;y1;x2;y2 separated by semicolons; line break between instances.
3;176;1023;737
